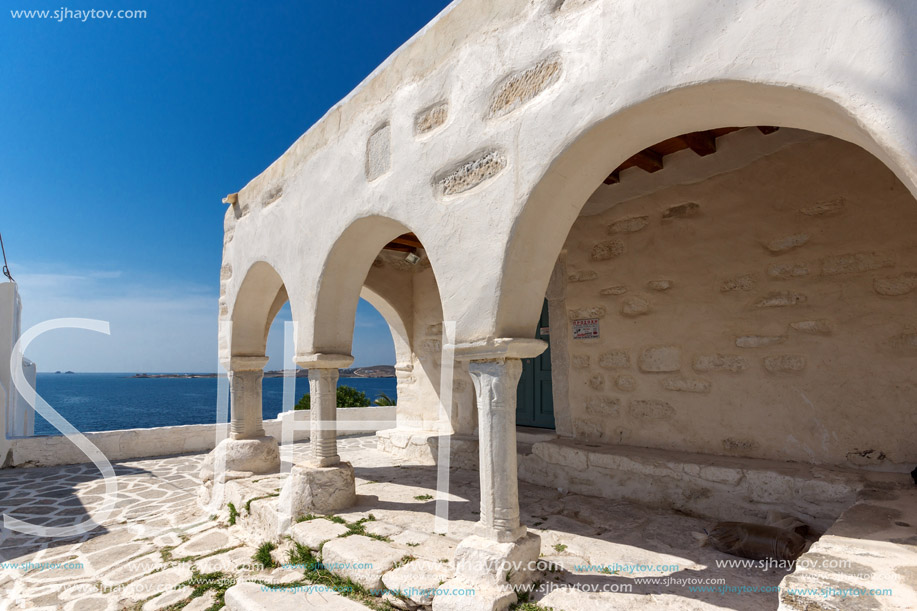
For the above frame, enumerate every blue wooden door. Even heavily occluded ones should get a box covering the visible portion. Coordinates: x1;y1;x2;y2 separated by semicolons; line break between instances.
516;300;555;429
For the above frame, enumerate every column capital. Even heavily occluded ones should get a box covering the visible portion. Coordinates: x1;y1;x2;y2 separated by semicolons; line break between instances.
294;352;354;369
229;355;270;372
454;337;547;362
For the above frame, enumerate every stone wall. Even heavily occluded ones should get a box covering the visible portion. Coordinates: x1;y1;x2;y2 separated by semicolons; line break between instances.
557;133;917;470
367;251;475;436
8;406;395;468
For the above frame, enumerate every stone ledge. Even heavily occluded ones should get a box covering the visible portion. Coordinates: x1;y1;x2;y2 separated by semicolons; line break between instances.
225;581;367;610
520;438;909;532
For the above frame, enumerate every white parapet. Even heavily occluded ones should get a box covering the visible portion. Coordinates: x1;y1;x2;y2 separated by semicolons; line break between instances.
7;405;396;468
1;282;37;465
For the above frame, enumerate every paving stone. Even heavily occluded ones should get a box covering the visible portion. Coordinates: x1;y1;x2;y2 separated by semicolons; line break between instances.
171;528;233;558
99;552;165;587
322;534;408;590
430;578;515;611
289;518;350;550
364;520;403;538
382;559;453;607
63;595;119;611
183;591;217;611
141;586;194;610
122;566;193;601
224;581;368;610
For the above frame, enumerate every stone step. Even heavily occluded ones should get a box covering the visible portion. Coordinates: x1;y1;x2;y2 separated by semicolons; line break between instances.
224;581;370;610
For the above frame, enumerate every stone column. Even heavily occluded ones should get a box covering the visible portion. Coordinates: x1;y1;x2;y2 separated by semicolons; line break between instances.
199;355;279;493
308;367;340;466
229;355;269;440
451;338;546;590
278;352;356;518
468;358;526;542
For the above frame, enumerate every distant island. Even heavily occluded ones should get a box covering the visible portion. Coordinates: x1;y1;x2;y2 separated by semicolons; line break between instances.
132;365;395;379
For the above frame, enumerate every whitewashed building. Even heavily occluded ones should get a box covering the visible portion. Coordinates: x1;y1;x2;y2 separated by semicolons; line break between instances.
214;0;917;599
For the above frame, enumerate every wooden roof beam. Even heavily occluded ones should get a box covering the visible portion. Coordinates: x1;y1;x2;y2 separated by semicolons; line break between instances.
681;131;717;156
381;242;416;253
603;170;620;185
388;233;423;249
757;126;780;135
631;148;664;173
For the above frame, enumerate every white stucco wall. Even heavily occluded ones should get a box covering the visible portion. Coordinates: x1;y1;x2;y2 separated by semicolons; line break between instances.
1;282;35;465
554;132;917;469
219;0;917;367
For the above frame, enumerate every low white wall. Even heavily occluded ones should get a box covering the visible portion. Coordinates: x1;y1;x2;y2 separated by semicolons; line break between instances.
7;406;396;468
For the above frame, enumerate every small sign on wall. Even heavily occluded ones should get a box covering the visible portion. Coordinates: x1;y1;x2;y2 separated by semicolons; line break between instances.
572;318;599;340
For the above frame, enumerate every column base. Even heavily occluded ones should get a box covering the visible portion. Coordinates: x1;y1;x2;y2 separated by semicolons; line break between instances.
454;532;542;588
199;436;280;483
278;461;356;518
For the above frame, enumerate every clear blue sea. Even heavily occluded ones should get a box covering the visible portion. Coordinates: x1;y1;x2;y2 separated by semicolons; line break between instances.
31;373;397;436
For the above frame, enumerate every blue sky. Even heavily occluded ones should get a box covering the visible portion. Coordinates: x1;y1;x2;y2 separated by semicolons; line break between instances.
1;0;451;372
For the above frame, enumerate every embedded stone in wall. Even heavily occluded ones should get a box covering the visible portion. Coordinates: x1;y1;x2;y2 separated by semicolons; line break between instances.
638;346;680;372
629;399;675;420
790;320;833;335
585;396;619;417
874;272;917;296
692;354;748;373
414;102;448;136
765;233;810;254
219;299;228;317
754;291;807;308
555;0;597;12
722;438;757;453
488;56;562;119
800;198;846;217
220;264;232;281
598;350;630;369
883;332;917;356
591;239;625;261
420;339;442;354
568;305;606;320
568;270;598;283
437;149;507;197
646;280;672;291
572;354;590;369
262;184;283;207
662;202;700;220
845;449;887;467
768;262;810;280
821;251;894;276
574;419;605;441
763;354;807;375
661;377;711;393
621;295;650;317
735;335;787;348
587;374;605;391
426;323;443;336
366;123;392;181
608;215;649;234
600;285;627;296
720;273;755;292
615;374;636;392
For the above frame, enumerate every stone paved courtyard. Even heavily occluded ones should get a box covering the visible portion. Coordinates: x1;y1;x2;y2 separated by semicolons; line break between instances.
0;434;875;610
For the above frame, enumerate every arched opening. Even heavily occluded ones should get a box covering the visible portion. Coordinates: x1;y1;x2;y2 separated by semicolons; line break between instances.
307;216;475;455
230;260;288;358
502;122;917;608
495;81;917;339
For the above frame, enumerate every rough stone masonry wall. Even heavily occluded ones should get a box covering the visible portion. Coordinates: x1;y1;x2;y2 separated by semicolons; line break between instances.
368;252;475;435
560;135;917;470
